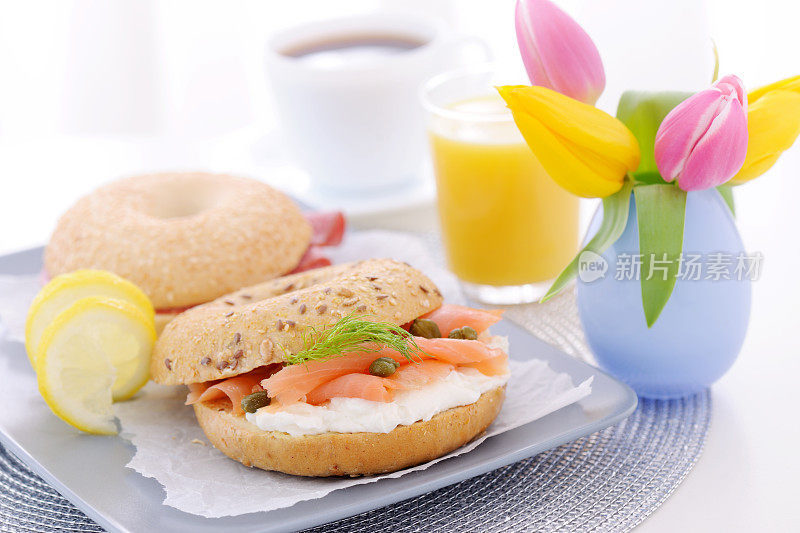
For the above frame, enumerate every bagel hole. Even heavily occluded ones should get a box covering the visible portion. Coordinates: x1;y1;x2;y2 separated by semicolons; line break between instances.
148;184;218;219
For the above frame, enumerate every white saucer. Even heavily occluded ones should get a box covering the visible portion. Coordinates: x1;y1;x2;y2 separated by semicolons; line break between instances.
207;128;438;223
270;163;436;217
245;131;436;218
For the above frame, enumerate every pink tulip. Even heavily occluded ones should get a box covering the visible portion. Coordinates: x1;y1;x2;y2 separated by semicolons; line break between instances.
654;75;749;191
515;0;605;105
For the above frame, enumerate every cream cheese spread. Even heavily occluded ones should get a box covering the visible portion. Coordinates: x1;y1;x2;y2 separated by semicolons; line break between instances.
245;367;509;436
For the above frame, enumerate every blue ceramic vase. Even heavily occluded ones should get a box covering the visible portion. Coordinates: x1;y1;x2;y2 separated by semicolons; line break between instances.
576;188;751;399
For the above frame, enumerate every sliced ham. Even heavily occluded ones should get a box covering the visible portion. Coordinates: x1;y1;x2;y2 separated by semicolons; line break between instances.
289;211;346;274
290;211;346;274
305;211;345;247
290;247;332;274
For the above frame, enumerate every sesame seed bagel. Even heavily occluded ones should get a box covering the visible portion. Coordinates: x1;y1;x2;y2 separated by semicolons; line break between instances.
194;386;505;476
45;172;311;309
152;259;444;385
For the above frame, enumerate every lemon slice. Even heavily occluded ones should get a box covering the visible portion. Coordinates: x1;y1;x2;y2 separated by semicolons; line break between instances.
26;270;155;365
36;297;156;434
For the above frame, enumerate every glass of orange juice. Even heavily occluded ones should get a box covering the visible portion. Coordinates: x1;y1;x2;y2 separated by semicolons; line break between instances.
421;65;579;304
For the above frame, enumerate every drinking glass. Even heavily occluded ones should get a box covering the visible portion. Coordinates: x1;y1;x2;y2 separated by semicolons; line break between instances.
421;65;579;304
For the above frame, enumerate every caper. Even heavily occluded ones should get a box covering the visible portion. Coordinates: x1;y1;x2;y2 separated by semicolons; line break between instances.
369;357;399;377
448;326;478;340
241;390;271;413
409;318;441;339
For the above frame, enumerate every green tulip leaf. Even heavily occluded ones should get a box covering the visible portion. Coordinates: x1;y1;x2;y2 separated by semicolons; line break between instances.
635;184;687;327
616;91;691;179
717;184;736;216
541;180;633;302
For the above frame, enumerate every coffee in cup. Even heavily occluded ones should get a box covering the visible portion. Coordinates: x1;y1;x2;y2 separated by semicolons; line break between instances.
265;13;489;195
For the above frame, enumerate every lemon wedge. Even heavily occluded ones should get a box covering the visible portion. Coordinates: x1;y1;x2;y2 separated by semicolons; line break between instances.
26;270;155;365
36;297;156;434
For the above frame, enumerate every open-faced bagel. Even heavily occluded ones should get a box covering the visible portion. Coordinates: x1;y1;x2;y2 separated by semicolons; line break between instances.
45;172;311;310
152;259;444;385
193;386;505;477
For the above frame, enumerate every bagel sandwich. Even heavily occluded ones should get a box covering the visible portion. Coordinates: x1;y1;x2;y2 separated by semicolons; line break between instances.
152;259;510;477
44;172;345;332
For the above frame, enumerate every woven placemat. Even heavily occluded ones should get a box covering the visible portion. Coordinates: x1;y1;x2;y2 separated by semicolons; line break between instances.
0;290;710;532
309;290;711;532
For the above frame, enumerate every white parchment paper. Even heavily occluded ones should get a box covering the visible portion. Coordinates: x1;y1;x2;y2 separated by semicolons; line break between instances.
116;360;591;517
0;231;592;518
0;274;40;342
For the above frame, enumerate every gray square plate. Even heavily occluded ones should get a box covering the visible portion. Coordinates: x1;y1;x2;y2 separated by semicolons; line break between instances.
0;247;637;532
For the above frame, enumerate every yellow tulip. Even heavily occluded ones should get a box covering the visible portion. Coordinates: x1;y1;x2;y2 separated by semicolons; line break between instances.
731;75;800;184
497;85;640;198
747;74;800;104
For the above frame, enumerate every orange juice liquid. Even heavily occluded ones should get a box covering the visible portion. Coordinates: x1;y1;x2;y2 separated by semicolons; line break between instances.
430;95;578;286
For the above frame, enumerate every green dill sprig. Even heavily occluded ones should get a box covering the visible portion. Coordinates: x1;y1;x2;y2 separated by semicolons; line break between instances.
284;314;424;366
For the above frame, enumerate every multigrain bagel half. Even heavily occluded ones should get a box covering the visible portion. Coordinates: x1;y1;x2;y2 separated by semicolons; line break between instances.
193;387;505;477
152;259;444;385
153;258;509;478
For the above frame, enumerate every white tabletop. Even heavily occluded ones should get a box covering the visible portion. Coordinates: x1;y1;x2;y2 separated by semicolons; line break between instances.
640;154;800;532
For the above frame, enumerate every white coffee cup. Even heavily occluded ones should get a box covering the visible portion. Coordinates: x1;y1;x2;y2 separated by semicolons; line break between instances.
265;13;489;195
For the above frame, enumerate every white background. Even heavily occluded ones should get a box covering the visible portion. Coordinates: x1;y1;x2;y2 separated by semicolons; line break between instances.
0;1;799;531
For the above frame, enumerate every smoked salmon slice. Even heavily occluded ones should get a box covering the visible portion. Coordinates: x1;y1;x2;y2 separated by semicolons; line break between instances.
413;337;503;365
262;347;413;405
387;360;454;390
186;367;273;415
422;304;503;337
265;338;501;404
306;373;393;405
305;360;458;405
461;353;509;376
